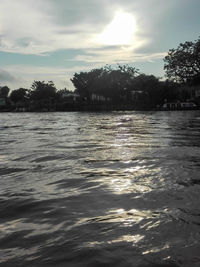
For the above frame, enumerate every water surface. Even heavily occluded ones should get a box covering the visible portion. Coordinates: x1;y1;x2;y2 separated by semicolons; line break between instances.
0;111;200;267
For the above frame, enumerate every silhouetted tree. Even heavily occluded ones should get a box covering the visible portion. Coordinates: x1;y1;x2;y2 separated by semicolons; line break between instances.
0;86;10;97
164;37;200;84
71;64;139;103
30;81;56;100
9;88;28;104
71;68;105;100
30;81;57;110
160;80;179;102
131;74;162;106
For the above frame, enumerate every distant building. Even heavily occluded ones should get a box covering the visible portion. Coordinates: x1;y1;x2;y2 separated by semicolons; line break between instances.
163;102;197;110
91;93;110;102
62;92;80;101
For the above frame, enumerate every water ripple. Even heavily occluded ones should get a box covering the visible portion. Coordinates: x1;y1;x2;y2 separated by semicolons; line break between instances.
0;111;200;266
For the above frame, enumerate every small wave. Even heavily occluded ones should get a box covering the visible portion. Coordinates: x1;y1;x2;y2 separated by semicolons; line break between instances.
0;167;28;176
31;155;65;163
0;125;22;130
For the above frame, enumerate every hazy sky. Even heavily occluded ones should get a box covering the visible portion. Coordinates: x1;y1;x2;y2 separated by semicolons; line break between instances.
0;0;199;90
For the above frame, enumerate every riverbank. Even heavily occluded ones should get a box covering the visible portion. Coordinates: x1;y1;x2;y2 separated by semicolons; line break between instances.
1;103;199;112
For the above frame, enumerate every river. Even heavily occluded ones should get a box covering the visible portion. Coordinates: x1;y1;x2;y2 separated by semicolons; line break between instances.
0;111;200;267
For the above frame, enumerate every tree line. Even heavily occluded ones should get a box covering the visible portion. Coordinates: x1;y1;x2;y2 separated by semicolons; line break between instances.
0;37;200;111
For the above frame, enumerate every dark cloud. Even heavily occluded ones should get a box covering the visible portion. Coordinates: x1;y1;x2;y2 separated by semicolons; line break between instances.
0;69;16;82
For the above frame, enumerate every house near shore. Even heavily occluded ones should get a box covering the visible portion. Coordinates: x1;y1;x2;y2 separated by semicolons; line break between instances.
163;101;197;110
91;93;110;102
61;92;80;104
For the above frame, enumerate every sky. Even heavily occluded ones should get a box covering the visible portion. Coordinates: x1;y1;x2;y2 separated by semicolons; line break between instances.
0;0;200;91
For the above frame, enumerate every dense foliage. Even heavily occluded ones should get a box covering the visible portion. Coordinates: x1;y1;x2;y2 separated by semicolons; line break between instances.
9;88;28;104
164;37;200;84
30;81;57;100
0;86;10;98
71;65;139;101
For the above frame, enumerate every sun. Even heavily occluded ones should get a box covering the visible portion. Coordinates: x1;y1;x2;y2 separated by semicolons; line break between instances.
97;11;137;46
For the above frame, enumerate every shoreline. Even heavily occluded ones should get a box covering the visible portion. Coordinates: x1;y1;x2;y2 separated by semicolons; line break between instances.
0;106;199;113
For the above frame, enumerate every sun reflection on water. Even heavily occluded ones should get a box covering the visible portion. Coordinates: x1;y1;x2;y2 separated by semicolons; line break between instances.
142;243;170;255
84;234;144;248
95;163;162;195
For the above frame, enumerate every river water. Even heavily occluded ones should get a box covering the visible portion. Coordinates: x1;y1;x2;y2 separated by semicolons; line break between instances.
0;111;200;267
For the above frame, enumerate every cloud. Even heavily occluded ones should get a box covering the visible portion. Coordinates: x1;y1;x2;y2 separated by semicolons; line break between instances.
0;0;109;54
0;0;150;55
72;47;166;65
0;69;16;83
0;0;194;58
0;0;89;54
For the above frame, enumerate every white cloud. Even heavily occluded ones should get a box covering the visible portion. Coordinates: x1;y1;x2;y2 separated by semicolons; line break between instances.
0;0;149;55
72;48;166;65
0;0;99;54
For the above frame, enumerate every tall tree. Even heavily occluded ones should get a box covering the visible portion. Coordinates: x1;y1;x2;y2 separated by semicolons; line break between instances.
30;81;57;110
30;81;56;100
164;37;200;84
71;68;105;100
